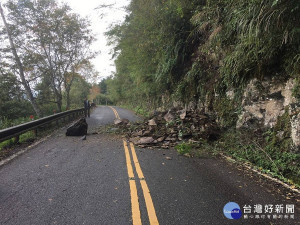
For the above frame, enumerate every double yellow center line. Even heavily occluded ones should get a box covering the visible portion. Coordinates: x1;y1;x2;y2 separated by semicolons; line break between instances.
109;106;159;225
109;106;121;119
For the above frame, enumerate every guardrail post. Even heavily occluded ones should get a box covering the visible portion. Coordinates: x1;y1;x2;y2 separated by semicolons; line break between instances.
33;129;37;137
14;135;19;143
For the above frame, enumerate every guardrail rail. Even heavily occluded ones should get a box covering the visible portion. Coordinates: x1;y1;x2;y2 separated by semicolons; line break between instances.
0;108;85;143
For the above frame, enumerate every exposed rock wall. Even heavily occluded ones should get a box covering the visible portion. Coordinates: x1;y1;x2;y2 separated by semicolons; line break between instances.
290;104;300;148
161;77;299;149
236;78;299;149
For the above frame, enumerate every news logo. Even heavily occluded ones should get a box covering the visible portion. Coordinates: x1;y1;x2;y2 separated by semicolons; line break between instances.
224;202;242;220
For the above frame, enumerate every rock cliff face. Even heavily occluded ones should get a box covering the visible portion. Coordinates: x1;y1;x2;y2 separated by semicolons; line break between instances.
163;77;299;150
236;78;299;149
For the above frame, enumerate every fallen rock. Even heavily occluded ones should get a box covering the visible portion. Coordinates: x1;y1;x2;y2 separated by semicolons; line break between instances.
143;130;151;136
122;107;220;149
157;137;165;142
135;137;155;145
165;137;177;142
133;130;143;136
179;109;187;120
164;112;175;122
114;119;123;125
114;118;130;125
148;119;157;126
129;137;140;144
122;118;130;124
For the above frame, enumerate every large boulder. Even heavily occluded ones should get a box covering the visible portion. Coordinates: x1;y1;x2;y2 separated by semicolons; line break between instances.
66;118;88;136
131;137;155;145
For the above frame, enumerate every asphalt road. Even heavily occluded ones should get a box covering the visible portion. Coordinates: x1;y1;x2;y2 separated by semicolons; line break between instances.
0;106;299;225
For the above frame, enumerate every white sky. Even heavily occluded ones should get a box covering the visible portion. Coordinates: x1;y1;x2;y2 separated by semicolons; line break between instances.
60;0;130;82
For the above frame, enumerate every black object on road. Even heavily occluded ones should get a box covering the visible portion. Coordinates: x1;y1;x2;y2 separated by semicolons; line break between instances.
66;118;88;136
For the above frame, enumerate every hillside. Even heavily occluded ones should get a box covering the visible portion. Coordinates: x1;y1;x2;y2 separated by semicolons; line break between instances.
105;0;300;186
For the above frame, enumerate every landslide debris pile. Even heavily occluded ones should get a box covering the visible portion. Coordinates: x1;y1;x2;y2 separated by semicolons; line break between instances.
117;108;221;148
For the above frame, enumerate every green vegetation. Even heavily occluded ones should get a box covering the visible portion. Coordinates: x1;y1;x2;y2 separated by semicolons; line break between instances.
0;131;35;156
212;96;240;128
0;0;95;117
175;142;192;155
0;0;98;128
174;125;300;187
106;0;299;109
174;109;299;186
93;78;113;106
214;128;300;187
0;139;14;151
0;117;32;130
0;71;35;121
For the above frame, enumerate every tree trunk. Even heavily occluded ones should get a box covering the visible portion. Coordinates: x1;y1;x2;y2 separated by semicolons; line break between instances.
65;71;76;111
57;98;62;113
0;3;42;117
55;89;63;113
65;90;71;111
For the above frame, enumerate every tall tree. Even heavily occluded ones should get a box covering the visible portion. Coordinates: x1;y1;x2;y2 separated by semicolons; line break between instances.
4;0;95;112
0;2;41;117
0;69;34;120
105;0;196;108
65;60;97;110
69;75;90;107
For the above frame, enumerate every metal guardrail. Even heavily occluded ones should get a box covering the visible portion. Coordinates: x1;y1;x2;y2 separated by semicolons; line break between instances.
0;108;85;143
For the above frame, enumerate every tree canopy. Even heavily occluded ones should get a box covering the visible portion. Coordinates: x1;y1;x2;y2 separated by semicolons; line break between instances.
0;0;96;121
105;0;300;109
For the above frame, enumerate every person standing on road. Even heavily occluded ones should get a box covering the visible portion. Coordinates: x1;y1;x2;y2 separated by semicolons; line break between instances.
84;98;90;118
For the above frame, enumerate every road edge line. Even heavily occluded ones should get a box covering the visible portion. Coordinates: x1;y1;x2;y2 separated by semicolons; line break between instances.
220;153;300;194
